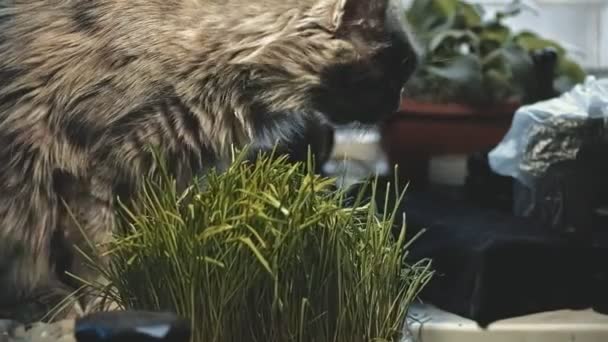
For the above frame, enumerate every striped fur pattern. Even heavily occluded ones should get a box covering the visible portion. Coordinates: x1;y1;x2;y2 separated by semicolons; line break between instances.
0;0;418;322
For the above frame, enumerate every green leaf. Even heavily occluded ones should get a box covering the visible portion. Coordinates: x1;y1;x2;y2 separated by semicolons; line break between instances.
407;0;458;38
428;29;478;54
554;58;587;93
455;1;482;28
426;54;487;103
237;237;274;277
197;223;234;241
500;42;535;86
427;54;482;84
406;0;439;33
434;0;458;17
556;57;586;84
480;22;511;44
514;31;566;56
481;42;534;103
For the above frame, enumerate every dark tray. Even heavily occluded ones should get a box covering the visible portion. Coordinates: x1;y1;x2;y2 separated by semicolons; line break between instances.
402;191;608;327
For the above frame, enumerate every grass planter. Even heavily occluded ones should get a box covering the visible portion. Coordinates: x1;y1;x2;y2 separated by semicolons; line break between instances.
84;149;432;342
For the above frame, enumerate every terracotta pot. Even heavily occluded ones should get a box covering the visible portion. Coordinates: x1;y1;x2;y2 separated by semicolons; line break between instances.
380;98;520;189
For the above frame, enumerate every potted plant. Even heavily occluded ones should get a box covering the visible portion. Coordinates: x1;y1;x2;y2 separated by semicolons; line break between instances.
381;0;587;188
402;0;586;108
73;149;433;342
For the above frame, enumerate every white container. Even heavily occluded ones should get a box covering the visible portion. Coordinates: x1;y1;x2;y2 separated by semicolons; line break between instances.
323;126;390;188
406;303;608;342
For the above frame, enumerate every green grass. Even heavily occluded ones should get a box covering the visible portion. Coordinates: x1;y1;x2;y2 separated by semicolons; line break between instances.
81;148;433;342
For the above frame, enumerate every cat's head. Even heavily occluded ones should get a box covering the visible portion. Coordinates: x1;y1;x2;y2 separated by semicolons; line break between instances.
236;0;420;127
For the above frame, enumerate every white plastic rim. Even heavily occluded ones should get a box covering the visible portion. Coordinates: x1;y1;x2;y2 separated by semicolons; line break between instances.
406;303;608;342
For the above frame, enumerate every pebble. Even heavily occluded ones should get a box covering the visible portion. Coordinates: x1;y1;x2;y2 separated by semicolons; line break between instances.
0;320;75;342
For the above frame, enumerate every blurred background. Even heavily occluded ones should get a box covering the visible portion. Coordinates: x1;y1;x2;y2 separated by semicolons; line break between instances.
321;0;608;196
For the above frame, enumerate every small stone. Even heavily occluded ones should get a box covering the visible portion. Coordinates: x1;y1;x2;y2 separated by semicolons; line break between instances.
0;320;75;342
0;320;24;342
24;320;75;342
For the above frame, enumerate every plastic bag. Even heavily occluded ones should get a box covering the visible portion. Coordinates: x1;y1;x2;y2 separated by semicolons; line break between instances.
488;76;608;187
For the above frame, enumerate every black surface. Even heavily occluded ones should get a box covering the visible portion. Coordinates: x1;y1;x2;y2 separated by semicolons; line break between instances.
465;151;514;212
402;190;608;327
75;311;190;342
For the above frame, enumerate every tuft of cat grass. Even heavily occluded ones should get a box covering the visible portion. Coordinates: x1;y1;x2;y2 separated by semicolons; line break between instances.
86;148;433;342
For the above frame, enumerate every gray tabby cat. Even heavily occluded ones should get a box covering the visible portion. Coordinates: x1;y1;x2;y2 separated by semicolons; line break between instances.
0;0;418;322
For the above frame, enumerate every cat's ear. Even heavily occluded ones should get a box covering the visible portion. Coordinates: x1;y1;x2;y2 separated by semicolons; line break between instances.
330;0;388;36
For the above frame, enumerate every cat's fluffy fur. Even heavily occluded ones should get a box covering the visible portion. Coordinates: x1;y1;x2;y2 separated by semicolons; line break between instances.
0;0;418;322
